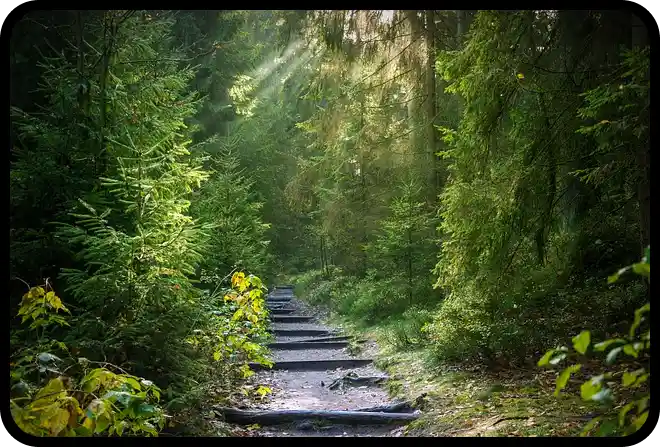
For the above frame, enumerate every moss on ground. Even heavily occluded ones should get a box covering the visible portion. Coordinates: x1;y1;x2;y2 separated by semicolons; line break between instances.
320;311;606;437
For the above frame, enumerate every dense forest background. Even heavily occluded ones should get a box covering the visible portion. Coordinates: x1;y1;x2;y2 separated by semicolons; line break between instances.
9;9;650;437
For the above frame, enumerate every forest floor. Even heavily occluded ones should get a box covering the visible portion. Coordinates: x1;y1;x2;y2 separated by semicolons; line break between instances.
328;320;607;437
225;289;418;437
213;289;605;438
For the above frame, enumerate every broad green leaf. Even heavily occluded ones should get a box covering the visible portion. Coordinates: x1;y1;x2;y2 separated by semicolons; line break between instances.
554;364;581;396
550;353;567;365
634;411;648;431
35;377;65;400
95;413;112;433
37;352;62;364
619;402;636;427
580;416;602;436
632;262;650;278
102;390;134;407
537;347;567;367
605;347;622;365
623;344;638;358
572;330;591;355
593;339;626;352
140;421;159;436
591;388;614;404
47;408;70;436
115;420;129;436
580;375;603;400
595;419;617;436
137;403;156;418
74;425;93;436
122;377;142;391
85;399;105;420
629;303;650;337
622;369;645;387
608;266;630;284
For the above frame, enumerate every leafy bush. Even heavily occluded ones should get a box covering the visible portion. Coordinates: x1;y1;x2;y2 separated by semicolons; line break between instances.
10;283;165;437
538;247;650;436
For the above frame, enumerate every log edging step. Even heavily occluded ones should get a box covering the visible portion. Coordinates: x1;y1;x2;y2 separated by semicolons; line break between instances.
271;329;333;337
267;341;350;350
269;309;295;315
270;315;314;323
249;359;373;371
214;407;418;426
296;335;353;343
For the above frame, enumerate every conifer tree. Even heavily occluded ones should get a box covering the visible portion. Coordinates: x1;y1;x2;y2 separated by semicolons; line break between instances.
52;11;210;389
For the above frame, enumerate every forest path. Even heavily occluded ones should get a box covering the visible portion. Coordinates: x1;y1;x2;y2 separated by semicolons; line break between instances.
220;286;418;437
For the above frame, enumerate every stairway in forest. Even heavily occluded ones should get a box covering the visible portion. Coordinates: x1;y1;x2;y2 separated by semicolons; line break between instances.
215;285;419;437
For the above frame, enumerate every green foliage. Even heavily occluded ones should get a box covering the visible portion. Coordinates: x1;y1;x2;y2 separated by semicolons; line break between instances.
185;272;273;374
190;149;273;279
425;11;649;363
10;284;165;437
538;248;650;436
10;9;650;437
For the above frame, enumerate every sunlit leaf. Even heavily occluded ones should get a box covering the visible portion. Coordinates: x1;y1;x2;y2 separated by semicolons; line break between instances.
580;375;603;400
593;339;626;352
554;364;581;396
580;416;602;436
572;330;590;355
605;347;622;365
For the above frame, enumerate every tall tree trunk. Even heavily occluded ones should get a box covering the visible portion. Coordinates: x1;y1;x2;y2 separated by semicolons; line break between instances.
632;12;650;253
425;10;439;201
405;10;425;183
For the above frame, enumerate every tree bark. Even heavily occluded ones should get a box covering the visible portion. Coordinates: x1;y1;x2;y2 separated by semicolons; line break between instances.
631;12;650;254
425;10;439;199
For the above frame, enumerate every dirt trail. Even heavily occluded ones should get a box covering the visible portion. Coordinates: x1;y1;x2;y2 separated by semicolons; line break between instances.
240;286;417;437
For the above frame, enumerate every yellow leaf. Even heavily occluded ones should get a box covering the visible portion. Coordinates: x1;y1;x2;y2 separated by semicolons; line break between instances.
47;408;70;436
516;73;525;79
251;300;263;313
231;272;245;288
35;378;66;401
82;417;95;430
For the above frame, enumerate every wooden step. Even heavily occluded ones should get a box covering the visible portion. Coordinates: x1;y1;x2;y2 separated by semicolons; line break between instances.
267;341;350;350
249;359;373;371
214;407;417;426
269;309;294;315
270;315;314;323
272;329;332;337
296;335;353;343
